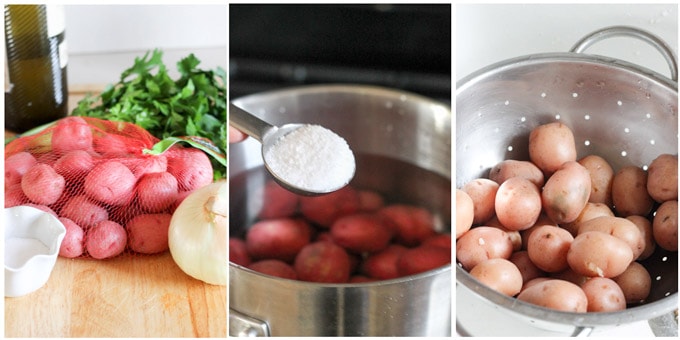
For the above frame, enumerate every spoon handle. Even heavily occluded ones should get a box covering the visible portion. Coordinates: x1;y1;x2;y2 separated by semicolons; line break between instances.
229;103;276;143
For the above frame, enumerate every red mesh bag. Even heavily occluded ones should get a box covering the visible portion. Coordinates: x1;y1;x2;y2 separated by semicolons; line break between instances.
5;116;214;259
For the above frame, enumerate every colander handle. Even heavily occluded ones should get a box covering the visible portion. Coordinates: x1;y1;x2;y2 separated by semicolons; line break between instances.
570;25;678;82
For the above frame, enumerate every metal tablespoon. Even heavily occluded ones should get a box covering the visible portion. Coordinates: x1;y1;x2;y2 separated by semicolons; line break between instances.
229;102;356;196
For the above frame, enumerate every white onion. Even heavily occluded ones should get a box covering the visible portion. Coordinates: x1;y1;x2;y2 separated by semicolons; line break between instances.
168;180;227;285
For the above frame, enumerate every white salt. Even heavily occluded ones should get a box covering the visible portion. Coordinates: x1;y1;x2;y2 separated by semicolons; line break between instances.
5;237;49;269
264;124;355;193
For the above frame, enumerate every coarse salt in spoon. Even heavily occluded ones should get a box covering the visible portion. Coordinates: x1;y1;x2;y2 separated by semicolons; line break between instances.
229;102;356;196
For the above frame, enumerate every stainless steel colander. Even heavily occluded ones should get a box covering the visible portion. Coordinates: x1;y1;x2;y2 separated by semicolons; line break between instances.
456;26;678;336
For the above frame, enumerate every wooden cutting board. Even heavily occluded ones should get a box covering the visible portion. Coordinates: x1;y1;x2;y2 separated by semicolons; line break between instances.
4;87;227;337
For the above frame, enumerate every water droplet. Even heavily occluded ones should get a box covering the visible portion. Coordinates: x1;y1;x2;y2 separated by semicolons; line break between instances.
507;145;513;152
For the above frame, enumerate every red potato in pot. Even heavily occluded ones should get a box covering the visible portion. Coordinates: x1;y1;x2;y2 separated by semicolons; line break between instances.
470;258;523;296
357;189;385;212
611;166;654;217
294;241;351;283
541;161;592;224
85;220;127;260
494;177;541;231
462;178;498;225
60;195;109;228
58;217;85;258
21;163;65;206
127;213;173;254
378;204;436;247
396;245;450;276
136;172;179;213
577;216;644;260
330;213;393;254
567;231;633;278
361;244;407;280
84;161;136;206
517;279;587;312
652;200;678;251
578;154;614;206
246;218;312;262
422;233;452;250
646;153;678;202
229;237;251;267
248;259;298;280
456;189;474;239
5;151;37;188
527;225;574;273
166;147;213;192
580;277;626;312
528;122;577;176
626;215;656;261
456;226;514;271
256;180;300;220
488;159;544;188
612;261;652;304
299;186;361;227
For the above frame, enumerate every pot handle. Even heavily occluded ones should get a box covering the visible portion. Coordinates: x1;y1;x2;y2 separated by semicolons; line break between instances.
569;25;678;82
229;308;271;337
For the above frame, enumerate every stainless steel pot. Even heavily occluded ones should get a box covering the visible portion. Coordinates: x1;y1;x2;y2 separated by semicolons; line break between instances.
229;85;451;336
456;26;678;336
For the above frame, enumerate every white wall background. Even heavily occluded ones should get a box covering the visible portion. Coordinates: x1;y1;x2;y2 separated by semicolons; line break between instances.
63;4;227;86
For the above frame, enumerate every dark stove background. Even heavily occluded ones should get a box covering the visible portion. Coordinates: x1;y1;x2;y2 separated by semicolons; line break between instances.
229;4;451;102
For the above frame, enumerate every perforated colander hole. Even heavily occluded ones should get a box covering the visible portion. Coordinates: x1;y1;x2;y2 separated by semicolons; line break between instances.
621;151;628;157
584;114;591;120
540;92;547;98
504;100;510;105
555;114;561;120
520;116;526;122
584;140;591;146
572;92;579;98
662;256;668;262
643;165;649;171
617;100;623;106
646;113;652;119
507;146;513;152
656;275;662;281
624;127;630;133
665;292;671;297
650;139;656;145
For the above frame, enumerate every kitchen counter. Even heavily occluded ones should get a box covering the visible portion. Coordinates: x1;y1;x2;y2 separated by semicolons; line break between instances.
4;84;227;337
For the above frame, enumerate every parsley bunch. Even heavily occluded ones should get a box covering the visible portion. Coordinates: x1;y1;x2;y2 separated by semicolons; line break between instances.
72;49;226;180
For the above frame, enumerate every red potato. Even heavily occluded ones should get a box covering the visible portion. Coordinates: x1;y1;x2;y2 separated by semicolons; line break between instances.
527;225;574;273
561;202;615;236
611;166;654;217
462;178;499;225
528;122;577;176
567;231;633;278
84;161;136;206
396;245;451;276
246;218;312;262
294;241;351;283
357;190;385;212
229;237;251;266
248;259;298;280
166;148;213;192
489;159;544;188
5;151;37;188
550;268;589;287
521;277;551;293
578;154;614;206
509;251;546;284
58;217;84;258
456;226;514;271
60;195;109;228
24;203;58;218
136;172;179;213
612;261;652;304
120;155;168;179
577;216;644;260
53;150;95;180
378;204;436;247
494;177;541;231
256;180;300;220
360;244;408;280
487;222;522;252
580;277;626;312
21;163;65;205
470;258;523;296
456;189;474;239
626;215;656;261
330;213;393;253
349;275;376;283
422;233;452;250
541;161;592;224
299;186;361;227
652;200;678;251
5;183;28;208
517;279;587;313
126;213;173;254
51;116;93;154
85;220;127;259
92;133;146;157
646;154;678;202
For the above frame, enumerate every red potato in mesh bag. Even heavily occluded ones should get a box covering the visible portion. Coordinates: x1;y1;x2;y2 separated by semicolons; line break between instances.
127;213;173;254
360;244;407;280
5;183;28;208
5;151;37;188
51;116;93;154
294;241;352;283
136;172;179;213
378;204;436;247
299;186;361;227
21;163;65;206
85;220;127;260
229;237;251;267
494;177;541;231
396;245;451;276
119;155;168;179
246;218;312;262
84;161;136;206
58;217;85;258
53;150;96;181
646;153;678;202
528;122;577;176
541;161;591;224
60;194;109;228
330;213;393;254
248;259;298;280
167;147;213;192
